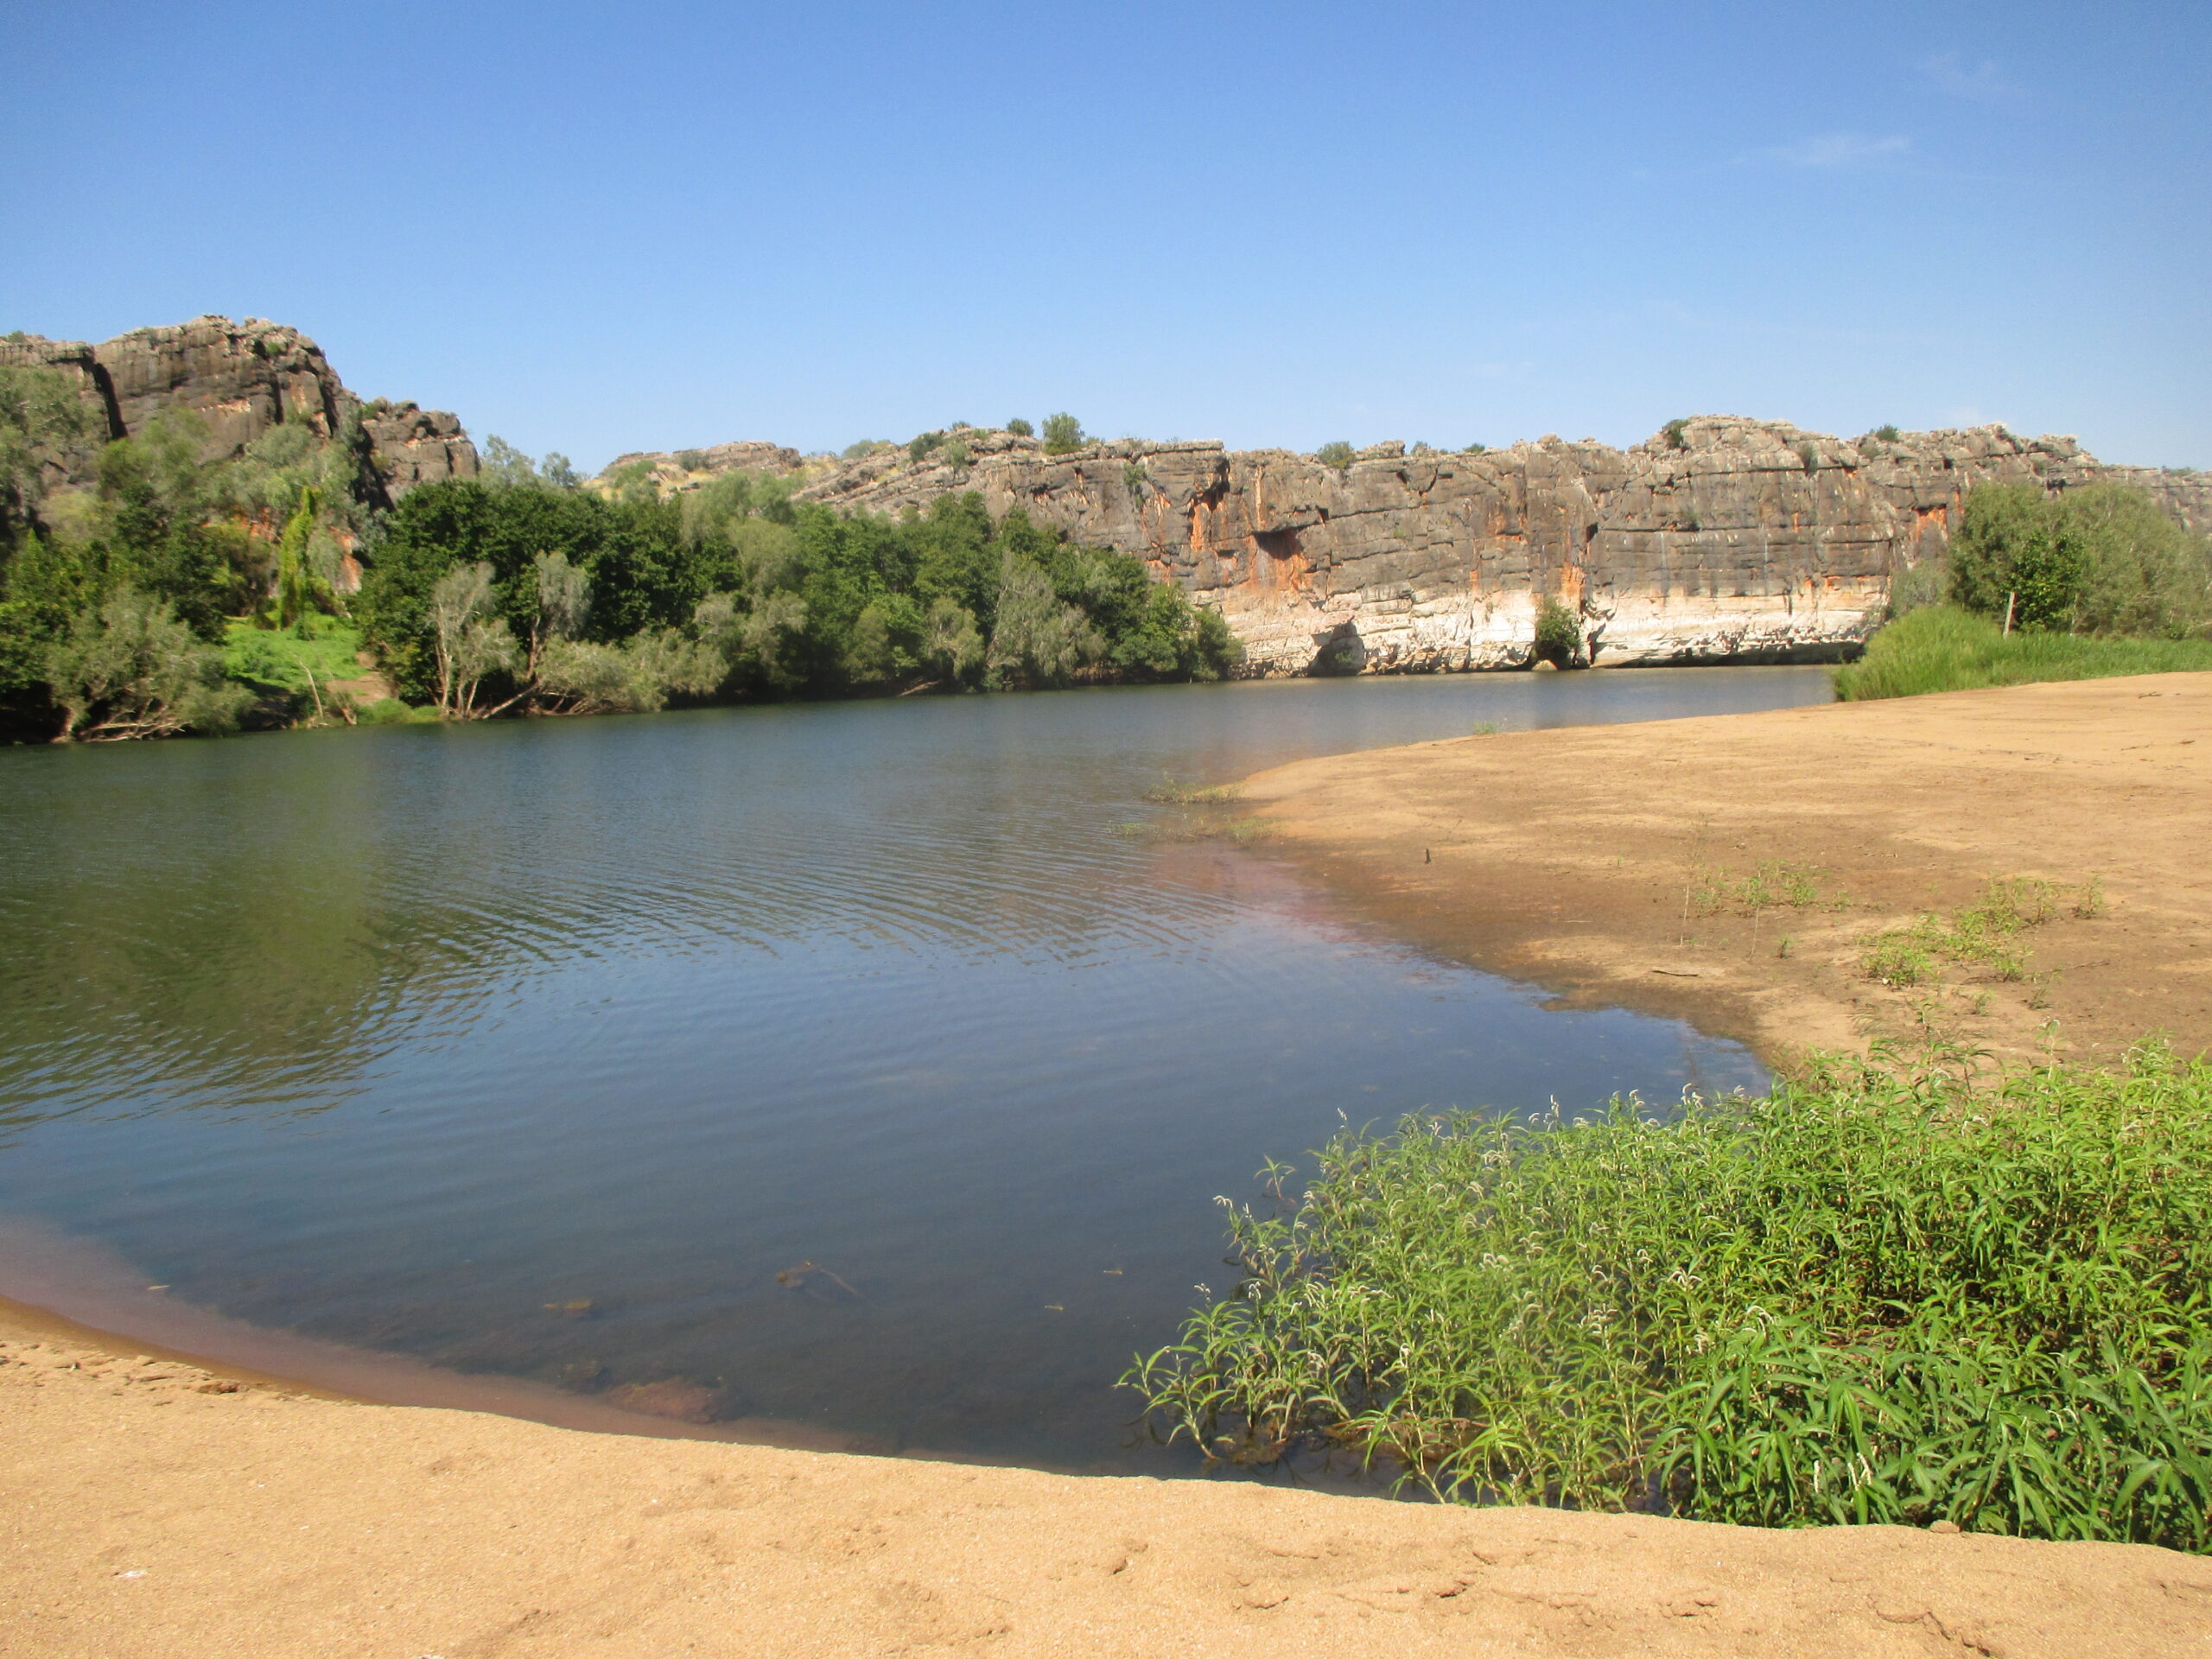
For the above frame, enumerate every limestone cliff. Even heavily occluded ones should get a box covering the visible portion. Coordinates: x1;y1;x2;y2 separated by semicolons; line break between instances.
790;421;2212;672
0;315;477;508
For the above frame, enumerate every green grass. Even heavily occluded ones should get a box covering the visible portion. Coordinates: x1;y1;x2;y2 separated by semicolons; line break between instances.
1141;777;1243;805
1691;860;1836;917
1123;1045;2212;1548
221;615;368;695
1860;876;2076;988
1834;605;2212;701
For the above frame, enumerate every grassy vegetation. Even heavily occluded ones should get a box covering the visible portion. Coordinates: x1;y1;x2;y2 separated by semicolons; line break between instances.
1835;605;2212;701
1124;1046;2212;1548
221;615;366;695
1141;777;1243;805
1859;877;2087;989
1690;859;1835;917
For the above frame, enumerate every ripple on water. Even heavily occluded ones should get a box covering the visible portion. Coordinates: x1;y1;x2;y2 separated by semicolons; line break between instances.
0;671;1823;1469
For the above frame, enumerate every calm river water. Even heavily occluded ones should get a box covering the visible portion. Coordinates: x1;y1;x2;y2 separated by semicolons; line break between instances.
0;668;1830;1472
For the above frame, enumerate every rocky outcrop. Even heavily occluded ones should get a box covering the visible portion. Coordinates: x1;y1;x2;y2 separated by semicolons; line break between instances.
0;316;477;505
791;419;2212;672
357;401;479;496
596;440;804;496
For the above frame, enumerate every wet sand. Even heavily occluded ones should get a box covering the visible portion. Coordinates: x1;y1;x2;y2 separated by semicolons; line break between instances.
1243;672;2212;1070
8;673;2211;1655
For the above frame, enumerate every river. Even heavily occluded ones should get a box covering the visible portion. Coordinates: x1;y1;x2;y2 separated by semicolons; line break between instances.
0;667;1831;1472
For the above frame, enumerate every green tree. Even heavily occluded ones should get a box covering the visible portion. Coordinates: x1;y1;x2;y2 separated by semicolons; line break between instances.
1316;441;1356;470
46;586;251;741
0;365;96;549
428;562;520;717
268;486;333;631
1040;413;1086;455
987;549;1103;685
1005;417;1034;438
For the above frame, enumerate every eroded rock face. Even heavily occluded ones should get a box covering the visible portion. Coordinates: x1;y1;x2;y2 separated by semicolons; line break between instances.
794;419;2212;672
0;315;478;504
358;401;480;496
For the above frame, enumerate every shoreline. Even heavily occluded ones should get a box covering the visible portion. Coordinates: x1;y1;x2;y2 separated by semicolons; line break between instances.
9;674;2212;1652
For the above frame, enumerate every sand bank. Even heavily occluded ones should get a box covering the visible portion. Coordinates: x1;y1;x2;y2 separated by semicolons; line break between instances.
5;1309;2208;1657
1243;672;2212;1068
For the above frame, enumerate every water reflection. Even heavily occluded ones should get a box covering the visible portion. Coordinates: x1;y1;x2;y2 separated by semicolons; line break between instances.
0;669;1829;1470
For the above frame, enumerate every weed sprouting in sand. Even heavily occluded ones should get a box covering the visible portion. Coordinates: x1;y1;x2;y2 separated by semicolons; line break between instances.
1123;1045;2212;1548
1860;876;2089;988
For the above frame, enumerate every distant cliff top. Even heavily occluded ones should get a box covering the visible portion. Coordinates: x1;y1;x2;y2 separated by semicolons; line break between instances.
0;315;477;507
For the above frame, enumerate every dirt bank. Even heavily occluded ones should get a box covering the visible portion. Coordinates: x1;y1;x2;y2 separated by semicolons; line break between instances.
1243;672;2212;1070
4;1308;2208;1658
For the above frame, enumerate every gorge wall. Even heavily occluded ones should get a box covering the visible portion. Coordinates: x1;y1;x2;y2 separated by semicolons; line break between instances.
790;423;2212;673
0;315;478;509
12;315;2205;677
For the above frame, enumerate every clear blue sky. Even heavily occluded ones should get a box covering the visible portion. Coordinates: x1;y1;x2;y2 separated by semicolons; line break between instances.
4;1;2206;470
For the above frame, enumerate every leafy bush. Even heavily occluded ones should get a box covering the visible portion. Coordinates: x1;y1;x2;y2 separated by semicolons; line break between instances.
1533;595;1583;666
1662;418;1691;451
1874;423;1903;442
1005;417;1033;438
1834;605;2212;701
1040;413;1086;455
906;430;945;464
47;586;251;741
1125;1046;2212;1548
1316;441;1355;470
1950;481;2210;637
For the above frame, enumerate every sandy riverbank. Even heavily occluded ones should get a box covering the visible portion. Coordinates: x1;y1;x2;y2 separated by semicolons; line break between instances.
1243;672;2212;1069
8;673;2212;1656
5;1304;2209;1657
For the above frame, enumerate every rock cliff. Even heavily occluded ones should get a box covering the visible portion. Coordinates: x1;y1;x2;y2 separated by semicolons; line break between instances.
0;315;477;508
790;421;2212;672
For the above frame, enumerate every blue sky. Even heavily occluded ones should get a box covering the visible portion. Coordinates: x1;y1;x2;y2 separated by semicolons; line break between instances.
3;2;2206;469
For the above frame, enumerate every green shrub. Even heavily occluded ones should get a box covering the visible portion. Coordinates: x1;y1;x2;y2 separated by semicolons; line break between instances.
1533;595;1582;666
906;430;945;464
1316;441;1355;470
1662;418;1691;451
1125;1046;2212;1548
1834;605;2212;701
1874;423;1903;442
676;449;708;473
1040;413;1085;455
1950;481;2211;637
1005;417;1034;438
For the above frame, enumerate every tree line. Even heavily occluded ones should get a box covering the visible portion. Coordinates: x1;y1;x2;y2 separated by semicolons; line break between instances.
0;366;1239;741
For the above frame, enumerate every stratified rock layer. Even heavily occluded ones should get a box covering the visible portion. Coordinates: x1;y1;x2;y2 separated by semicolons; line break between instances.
795;422;2212;672
0;315;477;505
